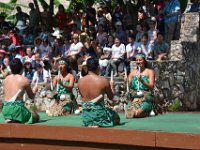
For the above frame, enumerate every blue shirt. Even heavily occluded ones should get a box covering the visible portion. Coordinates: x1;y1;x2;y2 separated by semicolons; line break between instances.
164;0;180;23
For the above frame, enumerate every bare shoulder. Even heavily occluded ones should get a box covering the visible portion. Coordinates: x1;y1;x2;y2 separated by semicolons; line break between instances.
99;76;109;84
19;75;30;86
69;73;75;79
77;76;85;86
146;68;155;75
130;69;137;76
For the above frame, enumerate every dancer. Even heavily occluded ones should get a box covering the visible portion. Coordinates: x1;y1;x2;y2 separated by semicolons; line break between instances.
125;53;155;118
2;58;39;123
49;57;77;116
78;57;120;127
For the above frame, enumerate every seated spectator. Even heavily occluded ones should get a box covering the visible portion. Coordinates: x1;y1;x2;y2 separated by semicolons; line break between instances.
135;24;144;42
0;50;11;80
138;33;153;60
22;28;34;45
33;36;42;53
32;52;43;69
66;34;83;73
125;34;139;73
126;34;139;61
77;37;97;66
61;37;71;57
9;28;24;56
114;21;127;44
52;37;63;58
96;24;108;47
40;38;52;60
99;35;114;75
23;59;35;83
23;47;34;62
152;32;169;61
9;47;23;63
107;37;125;77
0;49;7;65
32;63;49;86
147;19;159;44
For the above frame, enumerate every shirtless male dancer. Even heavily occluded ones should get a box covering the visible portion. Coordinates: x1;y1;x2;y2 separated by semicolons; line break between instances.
2;58;39;123
78;57;120;128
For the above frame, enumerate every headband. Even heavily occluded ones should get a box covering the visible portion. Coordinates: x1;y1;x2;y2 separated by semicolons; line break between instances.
136;53;146;58
59;60;67;65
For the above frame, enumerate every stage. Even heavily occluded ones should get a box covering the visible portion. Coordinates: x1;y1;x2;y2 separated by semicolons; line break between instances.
0;112;200;149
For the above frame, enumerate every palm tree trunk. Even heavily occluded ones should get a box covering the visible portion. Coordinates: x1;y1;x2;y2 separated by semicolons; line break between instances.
47;0;54;32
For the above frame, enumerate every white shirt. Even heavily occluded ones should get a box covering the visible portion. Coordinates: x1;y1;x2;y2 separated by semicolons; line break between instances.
69;42;83;55
112;43;125;59
32;69;49;83
126;42;139;58
137;42;152;56
148;29;159;43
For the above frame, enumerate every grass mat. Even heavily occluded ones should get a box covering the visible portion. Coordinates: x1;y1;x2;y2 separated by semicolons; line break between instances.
1;112;200;134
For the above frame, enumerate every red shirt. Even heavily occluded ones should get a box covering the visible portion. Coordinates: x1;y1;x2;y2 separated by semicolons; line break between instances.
56;12;67;30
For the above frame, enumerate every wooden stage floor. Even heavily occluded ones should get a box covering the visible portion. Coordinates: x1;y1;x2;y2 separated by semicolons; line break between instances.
0;112;200;149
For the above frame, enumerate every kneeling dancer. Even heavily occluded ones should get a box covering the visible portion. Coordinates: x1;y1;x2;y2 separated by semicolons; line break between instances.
125;53;155;118
78;57;120;127
2;58;39;124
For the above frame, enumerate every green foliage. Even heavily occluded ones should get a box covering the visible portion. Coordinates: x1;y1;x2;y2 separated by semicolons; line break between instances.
9;0;17;4
54;0;61;8
168;99;182;112
0;2;14;10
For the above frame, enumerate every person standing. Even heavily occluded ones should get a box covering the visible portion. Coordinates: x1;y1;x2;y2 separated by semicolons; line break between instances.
164;0;181;43
15;6;29;35
28;3;40;37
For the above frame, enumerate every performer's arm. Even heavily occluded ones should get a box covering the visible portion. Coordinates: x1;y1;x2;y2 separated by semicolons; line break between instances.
139;69;155;90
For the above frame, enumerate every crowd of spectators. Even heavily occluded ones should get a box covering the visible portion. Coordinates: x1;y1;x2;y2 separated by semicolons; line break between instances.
0;0;199;83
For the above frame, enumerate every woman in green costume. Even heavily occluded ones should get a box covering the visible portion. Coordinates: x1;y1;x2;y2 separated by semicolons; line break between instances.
52;57;78;114
125;53;155;118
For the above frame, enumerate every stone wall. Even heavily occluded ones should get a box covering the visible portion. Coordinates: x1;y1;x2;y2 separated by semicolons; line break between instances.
153;12;200;110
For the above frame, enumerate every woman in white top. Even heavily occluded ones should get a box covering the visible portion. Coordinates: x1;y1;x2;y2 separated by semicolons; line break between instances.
147;20;158;44
138;33;153;60
40;39;52;60
110;37;125;76
32;63;49;86
66;34;83;72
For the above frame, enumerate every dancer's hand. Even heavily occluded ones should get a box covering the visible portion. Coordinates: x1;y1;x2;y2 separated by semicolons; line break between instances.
32;85;38;94
138;74;142;82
